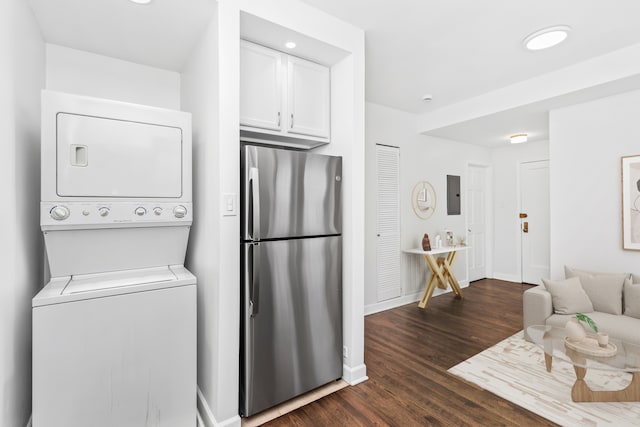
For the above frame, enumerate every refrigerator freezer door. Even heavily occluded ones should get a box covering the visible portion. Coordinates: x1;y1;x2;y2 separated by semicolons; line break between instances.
242;145;342;241
240;236;342;416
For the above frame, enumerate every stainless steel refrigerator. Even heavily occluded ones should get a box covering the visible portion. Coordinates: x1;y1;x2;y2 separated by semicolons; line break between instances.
240;144;343;417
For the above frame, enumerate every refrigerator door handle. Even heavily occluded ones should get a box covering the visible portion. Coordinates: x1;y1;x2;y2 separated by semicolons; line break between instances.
249;243;260;317
249;167;260;241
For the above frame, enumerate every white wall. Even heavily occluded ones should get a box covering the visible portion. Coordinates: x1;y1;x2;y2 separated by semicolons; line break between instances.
46;44;180;109
550;90;640;279
364;102;419;309
491;140;549;282
240;0;368;388
182;2;243;425
365;103;492;312
0;1;45;426
182;1;366;425
0;30;182;427
400;136;491;301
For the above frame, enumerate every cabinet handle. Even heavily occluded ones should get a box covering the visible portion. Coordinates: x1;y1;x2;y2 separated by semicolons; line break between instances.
290;113;294;128
277;112;281;127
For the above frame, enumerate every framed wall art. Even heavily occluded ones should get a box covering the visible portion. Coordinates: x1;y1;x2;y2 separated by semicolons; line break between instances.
621;154;640;250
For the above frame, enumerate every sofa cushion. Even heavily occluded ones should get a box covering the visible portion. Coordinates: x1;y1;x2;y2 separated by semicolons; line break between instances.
624;278;640;319
564;266;626;315
542;277;593;315
546;312;640;346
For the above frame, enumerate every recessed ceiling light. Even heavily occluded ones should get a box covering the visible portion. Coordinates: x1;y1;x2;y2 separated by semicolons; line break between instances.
510;133;528;144
523;25;571;51
285;41;297;49
129;0;152;4
422;94;433;102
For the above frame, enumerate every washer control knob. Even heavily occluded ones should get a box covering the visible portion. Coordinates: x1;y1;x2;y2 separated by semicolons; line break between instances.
98;207;110;217
135;207;147;216
50;206;70;221
153;207;163;216
173;205;187;218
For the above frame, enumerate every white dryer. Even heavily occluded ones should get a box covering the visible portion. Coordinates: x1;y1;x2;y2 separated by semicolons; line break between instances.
32;91;197;427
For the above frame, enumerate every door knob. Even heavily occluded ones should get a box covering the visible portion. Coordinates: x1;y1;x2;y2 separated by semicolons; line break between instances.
523;222;529;233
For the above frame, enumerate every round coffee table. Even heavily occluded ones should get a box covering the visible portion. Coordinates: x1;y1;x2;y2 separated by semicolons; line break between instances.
527;325;640;402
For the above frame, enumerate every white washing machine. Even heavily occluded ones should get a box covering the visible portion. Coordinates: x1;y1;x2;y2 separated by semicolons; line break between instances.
32;91;197;427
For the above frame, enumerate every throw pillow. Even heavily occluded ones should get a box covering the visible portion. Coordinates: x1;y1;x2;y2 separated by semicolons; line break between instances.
624;277;640;319
564;266;626;315
542;277;594;315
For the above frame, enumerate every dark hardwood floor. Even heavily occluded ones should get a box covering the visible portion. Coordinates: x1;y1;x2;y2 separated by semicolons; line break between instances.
264;279;558;426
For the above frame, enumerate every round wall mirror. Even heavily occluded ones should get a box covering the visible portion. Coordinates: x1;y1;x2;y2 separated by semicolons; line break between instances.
411;180;436;219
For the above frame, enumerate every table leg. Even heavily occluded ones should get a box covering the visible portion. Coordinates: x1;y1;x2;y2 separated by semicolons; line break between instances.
442;251;464;299
571;369;640;402
435;257;447;289
544;353;552;372
418;274;438;309
423;254;448;289
417;254;448;309
417;250;466;309
543;336;553;372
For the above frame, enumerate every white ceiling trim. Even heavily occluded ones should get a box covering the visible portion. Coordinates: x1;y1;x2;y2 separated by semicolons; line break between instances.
418;42;640;136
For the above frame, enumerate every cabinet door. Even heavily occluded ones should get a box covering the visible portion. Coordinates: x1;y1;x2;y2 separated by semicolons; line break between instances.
287;56;330;138
240;41;283;131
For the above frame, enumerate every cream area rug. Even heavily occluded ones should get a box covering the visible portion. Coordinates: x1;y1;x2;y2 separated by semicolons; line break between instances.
448;331;640;426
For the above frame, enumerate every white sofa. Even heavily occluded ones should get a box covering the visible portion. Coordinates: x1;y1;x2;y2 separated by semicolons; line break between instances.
523;266;640;345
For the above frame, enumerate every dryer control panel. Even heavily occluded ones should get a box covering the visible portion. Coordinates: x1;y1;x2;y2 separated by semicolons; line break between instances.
41;202;193;229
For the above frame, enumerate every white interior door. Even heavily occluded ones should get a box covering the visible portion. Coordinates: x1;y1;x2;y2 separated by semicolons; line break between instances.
520;160;550;284
376;145;401;302
467;165;488;282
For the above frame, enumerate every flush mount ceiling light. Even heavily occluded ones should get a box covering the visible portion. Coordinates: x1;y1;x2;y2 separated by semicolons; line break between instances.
523;25;571;51
510;133;528;144
285;41;297;49
422;93;433;102
129;0;152;4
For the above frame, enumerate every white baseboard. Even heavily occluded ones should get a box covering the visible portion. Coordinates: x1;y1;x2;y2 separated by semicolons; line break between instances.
365;280;470;316
215;415;242;427
26;415;32;427
342;363;368;386
197;387;241;427
364;292;421;315
491;273;521;283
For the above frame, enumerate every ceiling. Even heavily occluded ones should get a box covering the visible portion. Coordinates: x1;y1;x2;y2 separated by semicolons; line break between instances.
26;0;640;147
299;0;640;146
300;0;640;114
27;0;215;71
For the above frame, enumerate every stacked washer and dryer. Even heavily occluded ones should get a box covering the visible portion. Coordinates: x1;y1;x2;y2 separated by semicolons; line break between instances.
32;91;197;426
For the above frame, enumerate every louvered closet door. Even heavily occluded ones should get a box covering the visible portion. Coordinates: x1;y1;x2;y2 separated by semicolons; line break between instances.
376;144;401;301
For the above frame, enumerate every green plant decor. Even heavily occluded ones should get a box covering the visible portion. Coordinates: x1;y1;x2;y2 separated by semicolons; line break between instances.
575;312;599;333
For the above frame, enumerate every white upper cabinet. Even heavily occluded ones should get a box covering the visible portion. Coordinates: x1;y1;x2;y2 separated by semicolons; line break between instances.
240;40;330;147
287;56;330;139
240;41;283;131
